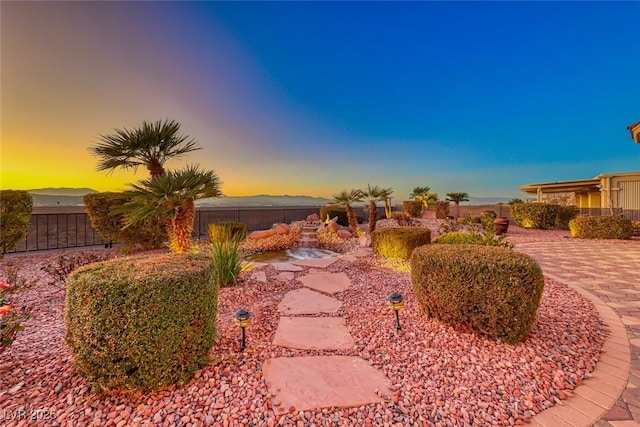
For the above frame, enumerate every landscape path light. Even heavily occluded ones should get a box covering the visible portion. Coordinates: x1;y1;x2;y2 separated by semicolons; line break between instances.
233;309;251;351
386;292;404;331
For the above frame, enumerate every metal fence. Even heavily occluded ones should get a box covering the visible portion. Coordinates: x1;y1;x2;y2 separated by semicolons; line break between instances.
578;208;640;221
8;206;332;253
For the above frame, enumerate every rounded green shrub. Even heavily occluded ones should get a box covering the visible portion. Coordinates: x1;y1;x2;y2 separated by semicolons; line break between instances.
510;203;559;229
402;200;424;218
556;205;579;230
633;221;640;237
0;190;33;256
569;216;633;240
319;206;349;226
84;192;167;249
371;227;431;260
65;253;217;391
411;245;544;344
433;231;484;245
207;222;247;243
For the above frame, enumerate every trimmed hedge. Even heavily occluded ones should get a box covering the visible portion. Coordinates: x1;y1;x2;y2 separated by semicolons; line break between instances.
403;201;424;218
84;192;166;249
65;253;217;391
569;216;633;240
411;245;544;344
319;206;349;226
433;231;484;245
633;221;640;237
510;203;559;229
0;190;33;256
434;201;450;219
371;227;431;260
556;205;579;230
207;222;247;243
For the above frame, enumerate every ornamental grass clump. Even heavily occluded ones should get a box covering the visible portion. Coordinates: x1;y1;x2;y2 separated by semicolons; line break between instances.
569;216;633;240
371;227;431;260
210;230;247;287
411;245;544;344
65;253;217;391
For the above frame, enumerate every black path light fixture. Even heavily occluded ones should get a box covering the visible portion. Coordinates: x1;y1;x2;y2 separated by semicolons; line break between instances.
386;292;404;331
233;309;251;351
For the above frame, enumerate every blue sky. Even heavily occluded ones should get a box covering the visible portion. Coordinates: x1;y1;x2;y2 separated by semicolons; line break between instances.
2;1;639;199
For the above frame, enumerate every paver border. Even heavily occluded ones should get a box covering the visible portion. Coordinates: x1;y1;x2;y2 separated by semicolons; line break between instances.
529;272;631;427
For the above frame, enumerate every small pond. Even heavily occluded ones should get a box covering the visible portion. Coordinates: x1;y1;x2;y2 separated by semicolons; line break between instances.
247;247;341;263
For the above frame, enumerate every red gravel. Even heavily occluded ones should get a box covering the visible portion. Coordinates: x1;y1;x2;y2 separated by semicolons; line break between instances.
0;234;606;426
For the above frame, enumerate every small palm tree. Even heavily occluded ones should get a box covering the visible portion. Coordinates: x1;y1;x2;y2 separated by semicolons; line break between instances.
410;186;438;208
90;119;201;177
121;165;222;253
446;192;469;218
330;189;364;235
379;187;394;219
361;185;393;233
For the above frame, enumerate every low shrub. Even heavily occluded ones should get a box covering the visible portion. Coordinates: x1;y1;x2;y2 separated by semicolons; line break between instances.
569;216;633;240
0;190;33;256
510;203;559;229
319;206;349;226
65;253;217;391
433;201;450;219
1;279;30;355
207;222;247;243
556;206;579;230
411;245;544;344
402;201;424;218
433;231;484;245
41;251;114;285
633;221;640;237
371;227;431;260
210;231;247;287
84;192;166;249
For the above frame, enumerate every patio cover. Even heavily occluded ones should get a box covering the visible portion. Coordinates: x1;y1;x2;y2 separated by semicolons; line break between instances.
519;178;601;195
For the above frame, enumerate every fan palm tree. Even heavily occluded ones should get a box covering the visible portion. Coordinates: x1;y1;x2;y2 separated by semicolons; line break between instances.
90;119;201;177
330;189;364;235
446;192;469;218
410;186;438;208
120;165;222;253
361;185;393;233
380;187;394;219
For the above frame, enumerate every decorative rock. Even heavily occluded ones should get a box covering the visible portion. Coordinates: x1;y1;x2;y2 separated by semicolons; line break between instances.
306;213;320;221
273;317;355;350
358;234;372;247
337;230;353;239
276;272;295;282
272;223;290;235
248;229;276;240
277;288;342;315
273;262;304;272
250;271;267;283
327;222;340;233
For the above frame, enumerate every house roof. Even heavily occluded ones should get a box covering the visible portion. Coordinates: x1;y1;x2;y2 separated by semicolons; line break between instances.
628;121;640;143
519;178;600;195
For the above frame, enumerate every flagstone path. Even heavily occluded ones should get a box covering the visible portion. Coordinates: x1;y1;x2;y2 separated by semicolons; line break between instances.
261;252;394;415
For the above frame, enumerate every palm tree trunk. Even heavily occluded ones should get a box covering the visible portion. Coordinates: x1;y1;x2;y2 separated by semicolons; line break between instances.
368;202;378;234
455;201;460;219
345;205;359;235
166;200;195;253
147;159;166;177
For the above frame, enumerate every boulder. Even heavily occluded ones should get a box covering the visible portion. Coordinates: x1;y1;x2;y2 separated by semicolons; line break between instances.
358;234;372;247
273;223;290;235
306;213;320;221
420;210;437;219
337;229;353;239
327;222;340;233
248;229;276;240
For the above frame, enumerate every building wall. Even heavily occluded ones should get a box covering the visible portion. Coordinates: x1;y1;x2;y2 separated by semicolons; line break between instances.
600;173;640;210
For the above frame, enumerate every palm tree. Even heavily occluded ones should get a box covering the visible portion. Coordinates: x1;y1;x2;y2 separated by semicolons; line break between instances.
121;165;222;253
410;186;438;209
380;187;394;219
361;185;393;233
446;192;469;218
90;119;201;177
330;189;364;235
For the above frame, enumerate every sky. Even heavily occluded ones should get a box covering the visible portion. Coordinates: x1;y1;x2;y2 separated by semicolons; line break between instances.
1;1;639;200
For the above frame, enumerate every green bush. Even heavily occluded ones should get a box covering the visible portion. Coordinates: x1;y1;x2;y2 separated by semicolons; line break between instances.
371;227;431;260
434;201;450;219
65;253;217;391
210;231;246;287
633;221;640;237
569;216;633;240
319;206;348;226
0;190;33;256
207;222;247;243
411;245;544;344
403;200;424;218
510;203;559;229
556;206;579;230
433;231;485;245
84;192;166;249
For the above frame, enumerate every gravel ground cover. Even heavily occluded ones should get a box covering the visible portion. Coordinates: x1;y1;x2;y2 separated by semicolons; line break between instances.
0;225;608;427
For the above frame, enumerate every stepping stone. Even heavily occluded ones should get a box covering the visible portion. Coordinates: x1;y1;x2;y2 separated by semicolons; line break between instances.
244;261;268;270
351;248;373;257
276;272;294;282
262;356;392;414
251;271;267;283
292;257;338;268
273;317;355;350
339;254;358;263
299;272;351;295
278;288;342;315
272;262;304;272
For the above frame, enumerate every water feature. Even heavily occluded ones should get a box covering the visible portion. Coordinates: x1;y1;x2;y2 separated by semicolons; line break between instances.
247;247;341;263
